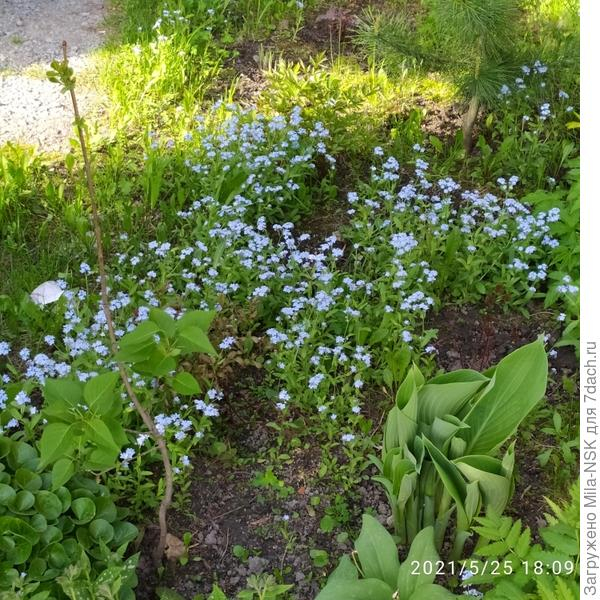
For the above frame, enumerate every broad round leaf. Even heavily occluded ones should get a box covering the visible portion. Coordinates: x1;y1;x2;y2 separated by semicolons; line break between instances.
30;513;48;533
9;490;35;514
94;497;117;523
0;483;16;506
35;491;64;521
14;469;43;492
89;518;114;544
71;497;96;524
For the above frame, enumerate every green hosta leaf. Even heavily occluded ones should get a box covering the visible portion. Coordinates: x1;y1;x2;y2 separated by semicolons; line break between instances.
354;514;399;588
383;406;417;457
409;583;458;598
422;436;469;529
83;372;120;416
39;423;79;469
51;458;75;490
397;527;439;597
171;372;201;395
418;371;488;424
460;339;548;454
316;578;394;600
396;365;422;409
175;326;216;356
326;554;359;584
429;416;469;451
454;456;511;515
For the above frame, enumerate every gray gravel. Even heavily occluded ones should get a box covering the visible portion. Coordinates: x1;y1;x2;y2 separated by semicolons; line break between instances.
0;0;106;71
0;0;107;153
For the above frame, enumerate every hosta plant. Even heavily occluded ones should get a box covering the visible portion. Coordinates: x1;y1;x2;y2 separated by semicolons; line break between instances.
371;338;548;559
0;437;138;598
316;514;458;599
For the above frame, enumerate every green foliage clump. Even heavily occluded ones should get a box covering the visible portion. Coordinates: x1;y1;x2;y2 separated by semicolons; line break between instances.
372;339;548;559
317;515;458;599
0;438;138;599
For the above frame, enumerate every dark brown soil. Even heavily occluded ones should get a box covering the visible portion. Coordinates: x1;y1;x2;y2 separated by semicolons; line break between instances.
133;304;578;599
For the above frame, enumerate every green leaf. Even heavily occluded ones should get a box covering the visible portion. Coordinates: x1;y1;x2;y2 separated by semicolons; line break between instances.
176;310;215;332
89;519;114;543
354;514;399;588
397;527;439;597
9;490;35;513
326;554;359;584
149;308;177;337
44;378;84;409
409;583;458;599
0;483;17;505
461;339;547;454
35;491;64;521
134;348;177;377
51;458;75;490
0;516;39;564
422;436;468;529
171;372;201;395
157;589;186;600
175;326;216;355
455;456;511;515
71;497;96;524
39;423;78;468
418;372;488;424
83;372;120;416
316;579;394;600
119;321;160;347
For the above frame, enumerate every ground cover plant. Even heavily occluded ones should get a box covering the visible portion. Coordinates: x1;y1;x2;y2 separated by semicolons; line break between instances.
0;0;579;598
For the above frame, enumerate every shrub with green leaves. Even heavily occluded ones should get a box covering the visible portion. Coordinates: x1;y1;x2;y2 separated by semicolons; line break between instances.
316;514;458;599
371;338;548;559
465;479;579;599
0;437;138;599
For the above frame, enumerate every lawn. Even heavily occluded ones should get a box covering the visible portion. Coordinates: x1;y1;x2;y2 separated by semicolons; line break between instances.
0;1;580;599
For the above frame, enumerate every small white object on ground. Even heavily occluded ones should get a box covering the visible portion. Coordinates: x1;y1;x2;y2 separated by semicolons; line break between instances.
30;281;64;305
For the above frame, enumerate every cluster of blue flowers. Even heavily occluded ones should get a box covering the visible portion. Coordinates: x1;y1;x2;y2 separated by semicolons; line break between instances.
0;101;576;446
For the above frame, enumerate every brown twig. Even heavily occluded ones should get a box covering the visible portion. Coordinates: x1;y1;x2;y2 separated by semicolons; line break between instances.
61;41;173;566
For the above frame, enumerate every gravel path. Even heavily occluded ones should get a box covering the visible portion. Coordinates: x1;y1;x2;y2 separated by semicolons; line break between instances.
0;0;107;153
